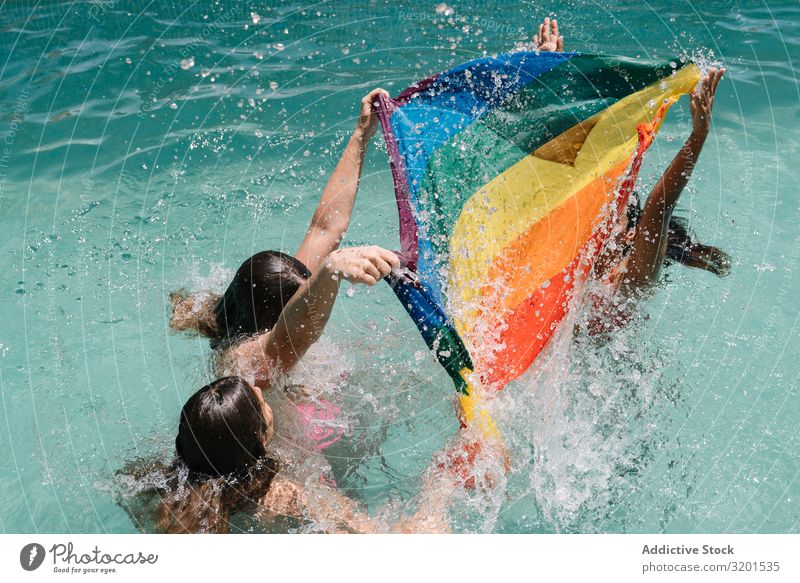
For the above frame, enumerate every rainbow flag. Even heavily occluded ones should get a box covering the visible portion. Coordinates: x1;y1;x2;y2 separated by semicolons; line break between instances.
378;52;699;403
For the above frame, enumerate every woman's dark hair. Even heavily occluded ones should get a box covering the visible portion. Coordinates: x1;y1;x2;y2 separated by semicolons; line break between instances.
626;192;732;278
215;251;311;342
125;376;279;533
175;376;270;476
663;216;732;277
170;251;311;347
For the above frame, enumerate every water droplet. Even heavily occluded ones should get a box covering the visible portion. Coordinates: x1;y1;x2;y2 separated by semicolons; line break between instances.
435;3;455;17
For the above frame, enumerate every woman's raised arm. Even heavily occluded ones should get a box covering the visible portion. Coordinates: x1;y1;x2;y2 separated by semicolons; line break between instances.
621;68;724;294
294;88;389;273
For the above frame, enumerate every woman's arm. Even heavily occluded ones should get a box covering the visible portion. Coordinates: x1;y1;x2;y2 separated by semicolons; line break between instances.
393;472;454;534
257;473;377;533
295;88;389;273
258;472;451;534
621;68;724;294
263;246;399;373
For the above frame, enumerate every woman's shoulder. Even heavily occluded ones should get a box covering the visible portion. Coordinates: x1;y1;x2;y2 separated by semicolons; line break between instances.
214;333;273;386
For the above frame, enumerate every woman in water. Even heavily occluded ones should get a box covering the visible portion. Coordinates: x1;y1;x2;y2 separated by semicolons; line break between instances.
588;67;731;334
522;18;730;334
442;21;731;489
170;87;399;383
123;376;449;533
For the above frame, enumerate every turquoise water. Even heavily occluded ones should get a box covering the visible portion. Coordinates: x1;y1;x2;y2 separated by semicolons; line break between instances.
1;0;798;533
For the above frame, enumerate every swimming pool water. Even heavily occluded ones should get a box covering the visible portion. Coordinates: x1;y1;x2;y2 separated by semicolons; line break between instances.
1;0;798;533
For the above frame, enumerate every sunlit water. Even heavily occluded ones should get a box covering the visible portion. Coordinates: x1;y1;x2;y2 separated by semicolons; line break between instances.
1;0;798;533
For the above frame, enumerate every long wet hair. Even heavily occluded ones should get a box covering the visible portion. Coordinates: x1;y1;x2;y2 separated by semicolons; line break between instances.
121;377;279;534
170;251;311;348
626;191;732;277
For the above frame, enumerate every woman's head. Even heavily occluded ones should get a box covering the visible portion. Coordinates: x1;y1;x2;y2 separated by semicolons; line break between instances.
215;251;311;341
662;216;732;277
119;376;278;534
176;376;274;476
622;192;731;278
169;251;310;345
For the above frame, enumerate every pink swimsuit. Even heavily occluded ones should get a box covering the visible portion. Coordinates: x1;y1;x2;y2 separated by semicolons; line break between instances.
294;399;345;452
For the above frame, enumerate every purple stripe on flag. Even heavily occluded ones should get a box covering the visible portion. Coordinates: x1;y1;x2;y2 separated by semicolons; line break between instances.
394;73;439;105
376;93;418;270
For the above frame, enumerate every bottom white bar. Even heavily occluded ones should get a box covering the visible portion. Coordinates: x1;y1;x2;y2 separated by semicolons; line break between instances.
1;534;797;582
